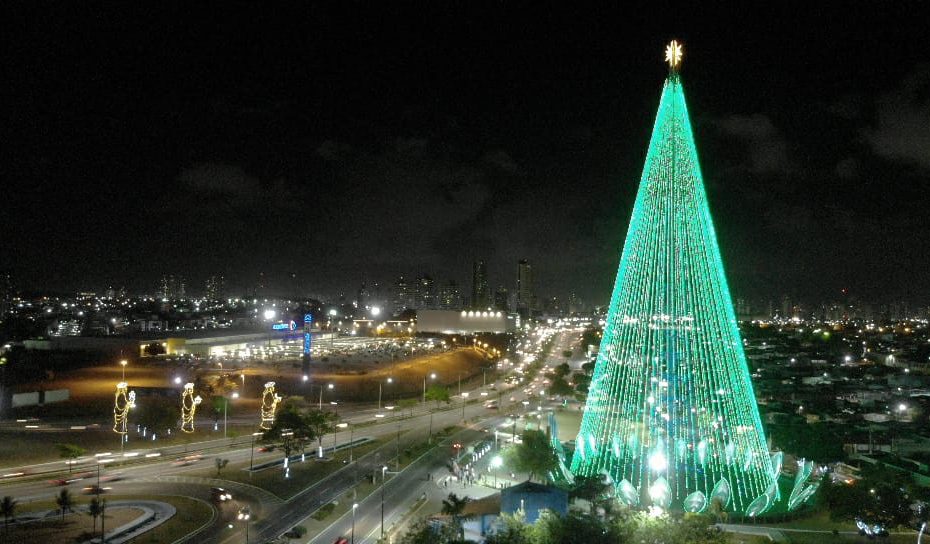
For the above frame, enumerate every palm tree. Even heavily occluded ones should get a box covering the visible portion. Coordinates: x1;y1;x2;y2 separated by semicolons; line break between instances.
440;493;473;538
55;488;73;521
1;496;17;533
88;496;103;538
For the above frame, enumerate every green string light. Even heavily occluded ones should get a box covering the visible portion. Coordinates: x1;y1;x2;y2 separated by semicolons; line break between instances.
570;67;774;514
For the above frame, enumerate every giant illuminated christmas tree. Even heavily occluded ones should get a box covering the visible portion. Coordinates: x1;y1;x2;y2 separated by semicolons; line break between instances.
570;41;778;515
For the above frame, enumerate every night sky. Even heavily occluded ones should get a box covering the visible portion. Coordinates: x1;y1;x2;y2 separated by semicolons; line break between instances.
5;4;929;305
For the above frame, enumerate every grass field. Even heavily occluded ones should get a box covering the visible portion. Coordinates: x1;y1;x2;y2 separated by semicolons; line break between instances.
3;506;142;544
2;494;214;544
124;495;214;544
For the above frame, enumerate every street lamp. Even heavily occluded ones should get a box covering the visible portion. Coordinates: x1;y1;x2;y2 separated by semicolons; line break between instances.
381;465;388;540
351;503;359;544
249;431;262;477
422;372;437;403
224;392;239;438
379;377;393;410
491;455;503;488
321;383;334;411
120;359;127;381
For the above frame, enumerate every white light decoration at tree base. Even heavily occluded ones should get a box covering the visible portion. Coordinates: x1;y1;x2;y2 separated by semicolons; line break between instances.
180;382;202;433
113;381;136;434
260;381;282;430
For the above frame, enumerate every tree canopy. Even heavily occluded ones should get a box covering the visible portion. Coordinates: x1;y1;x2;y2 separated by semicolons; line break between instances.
504;430;559;482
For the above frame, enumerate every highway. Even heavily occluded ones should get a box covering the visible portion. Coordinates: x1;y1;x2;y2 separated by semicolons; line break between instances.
0;326;582;543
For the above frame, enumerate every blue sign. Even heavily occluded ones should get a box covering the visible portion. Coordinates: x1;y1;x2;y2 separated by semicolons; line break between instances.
272;320;297;331
304;313;313;324
303;332;311;355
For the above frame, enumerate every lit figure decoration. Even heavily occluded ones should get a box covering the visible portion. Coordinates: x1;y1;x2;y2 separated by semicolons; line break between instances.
113;381;136;434
260;381;282;430
180;383;202;433
664;39;683;69
571;42;778;515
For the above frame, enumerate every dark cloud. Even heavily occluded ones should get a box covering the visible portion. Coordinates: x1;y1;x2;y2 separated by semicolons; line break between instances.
714;114;794;175
482;150;523;176
316;140;354;162
864;66;930;170
179;162;260;199
835;157;859;180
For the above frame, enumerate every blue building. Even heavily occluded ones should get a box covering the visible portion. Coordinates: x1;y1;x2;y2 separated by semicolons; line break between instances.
500;481;568;523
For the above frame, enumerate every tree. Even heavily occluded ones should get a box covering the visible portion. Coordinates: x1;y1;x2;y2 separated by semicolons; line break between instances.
708;497;728;523
305;409;337;454
285;525;307;539
425;384;450;407
55;443;86;473
440;492;473;537
262;403;321;457
55;488;73;521
215;458;229;476
536;510;621;544
504;430;559;482
397;398;417;417
396;519;460;544
484;512;533;544
0;496;16;533
569;474;609;513
88;496;103;538
547;376;573;397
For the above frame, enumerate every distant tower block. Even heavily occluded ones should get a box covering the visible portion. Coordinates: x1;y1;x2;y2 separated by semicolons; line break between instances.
571;42;775;515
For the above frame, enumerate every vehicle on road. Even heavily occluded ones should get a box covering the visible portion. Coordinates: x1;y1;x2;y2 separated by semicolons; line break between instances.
173;454;203;466
211;487;233;502
82;485;111;495
333;538;348;544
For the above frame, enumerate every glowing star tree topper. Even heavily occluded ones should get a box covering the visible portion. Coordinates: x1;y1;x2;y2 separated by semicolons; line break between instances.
570;41;776;515
113;381;136;434
180;382;203;433
259;381;282;430
664;39;683;70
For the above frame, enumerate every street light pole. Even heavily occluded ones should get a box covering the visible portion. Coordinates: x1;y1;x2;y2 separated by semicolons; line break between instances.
249;432;260;478
351;503;358;544
381;465;388;541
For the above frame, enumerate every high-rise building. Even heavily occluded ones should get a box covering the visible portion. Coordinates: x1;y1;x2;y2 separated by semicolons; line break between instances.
356;283;371;310
205;275;226;301
494;286;509;312
0;271;13;317
572;46;778;515
392;276;414;312
438;280;463;310
158;275;186;300
417;274;436;310
471;260;490;309
516;259;534;314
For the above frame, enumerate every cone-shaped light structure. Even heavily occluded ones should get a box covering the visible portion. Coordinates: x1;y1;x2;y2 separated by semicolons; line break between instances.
571;42;774;513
